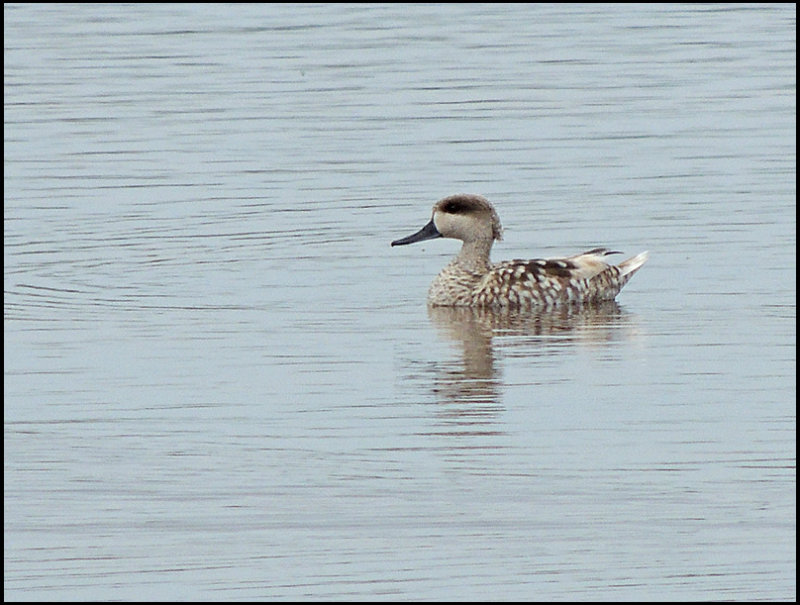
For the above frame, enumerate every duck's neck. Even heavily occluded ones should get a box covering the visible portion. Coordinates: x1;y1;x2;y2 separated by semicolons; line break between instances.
454;238;493;273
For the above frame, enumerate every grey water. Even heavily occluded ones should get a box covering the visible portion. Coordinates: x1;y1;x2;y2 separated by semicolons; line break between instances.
4;3;795;601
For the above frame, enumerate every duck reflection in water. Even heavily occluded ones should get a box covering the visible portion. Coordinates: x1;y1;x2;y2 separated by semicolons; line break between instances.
426;302;637;417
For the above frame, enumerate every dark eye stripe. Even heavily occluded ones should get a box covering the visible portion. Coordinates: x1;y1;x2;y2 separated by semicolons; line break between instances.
443;198;481;214
443;200;467;214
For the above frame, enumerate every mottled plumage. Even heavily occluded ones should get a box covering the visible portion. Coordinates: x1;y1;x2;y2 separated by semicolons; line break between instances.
392;194;648;308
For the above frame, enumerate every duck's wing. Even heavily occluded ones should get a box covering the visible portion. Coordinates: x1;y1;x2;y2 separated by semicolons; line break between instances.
475;249;649;307
561;248;648;279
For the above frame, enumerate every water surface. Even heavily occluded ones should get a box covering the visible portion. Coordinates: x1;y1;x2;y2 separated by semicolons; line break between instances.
4;3;795;601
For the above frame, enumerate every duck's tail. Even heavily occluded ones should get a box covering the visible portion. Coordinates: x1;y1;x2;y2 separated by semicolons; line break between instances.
618;251;649;278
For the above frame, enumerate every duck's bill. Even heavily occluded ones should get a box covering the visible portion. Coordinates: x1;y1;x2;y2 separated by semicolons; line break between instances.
391;219;442;246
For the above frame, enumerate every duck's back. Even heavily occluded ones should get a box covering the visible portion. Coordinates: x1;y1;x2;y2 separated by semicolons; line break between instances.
431;248;648;308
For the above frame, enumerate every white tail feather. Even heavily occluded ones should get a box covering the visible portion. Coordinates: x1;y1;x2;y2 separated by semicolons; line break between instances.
618;251;649;276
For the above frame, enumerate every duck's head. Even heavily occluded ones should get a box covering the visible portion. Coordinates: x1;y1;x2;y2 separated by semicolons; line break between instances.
391;194;503;247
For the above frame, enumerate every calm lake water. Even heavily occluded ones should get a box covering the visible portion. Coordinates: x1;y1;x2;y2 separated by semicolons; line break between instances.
4;3;795;601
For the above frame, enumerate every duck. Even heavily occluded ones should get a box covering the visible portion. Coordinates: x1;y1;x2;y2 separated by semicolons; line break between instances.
391;194;648;308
